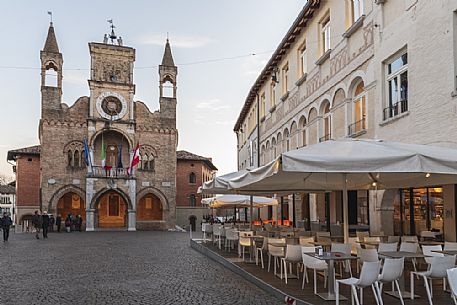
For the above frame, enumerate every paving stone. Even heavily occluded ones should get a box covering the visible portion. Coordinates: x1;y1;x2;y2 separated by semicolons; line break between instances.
0;231;282;305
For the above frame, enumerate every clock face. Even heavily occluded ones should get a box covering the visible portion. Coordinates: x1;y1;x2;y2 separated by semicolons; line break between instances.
96;91;128;120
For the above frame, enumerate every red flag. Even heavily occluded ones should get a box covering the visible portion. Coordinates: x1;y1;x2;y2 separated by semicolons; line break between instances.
127;143;140;175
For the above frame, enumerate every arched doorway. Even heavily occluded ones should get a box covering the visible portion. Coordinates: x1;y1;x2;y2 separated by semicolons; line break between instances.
57;192;86;223
96;190;127;228
189;215;197;232
137;193;163;221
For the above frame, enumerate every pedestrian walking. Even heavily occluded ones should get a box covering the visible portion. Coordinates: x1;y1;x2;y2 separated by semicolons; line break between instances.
77;215;83;232
65;215;71;233
49;214;55;232
32;210;41;239
56;214;62;233
42;211;50;239
1;212;12;242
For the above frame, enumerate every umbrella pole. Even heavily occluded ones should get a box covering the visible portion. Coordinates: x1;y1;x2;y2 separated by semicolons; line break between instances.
250;196;253;231
292;194;296;228
343;173;349;243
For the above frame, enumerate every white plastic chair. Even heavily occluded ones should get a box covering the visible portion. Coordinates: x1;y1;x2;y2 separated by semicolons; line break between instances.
224;228;238;251
357;248;378;273
256;237;268;268
387;236;400;244
446;267;457;305
445;242;457;251
281;244;302;284
202;223;213;243
267;238;286;274
301;246;328;294
378;242;398;253
331;243;353;277
399;242;419;273
238;231;253;260
377;257;405;305
336;261;382;305
299;236;315;246
213;224;225;249
422;245;443;265
401;235;418;243
411;255;456;305
364;237;381;249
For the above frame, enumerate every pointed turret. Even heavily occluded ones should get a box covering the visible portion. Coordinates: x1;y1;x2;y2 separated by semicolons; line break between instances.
161;39;175;67
43;23;60;53
40;22;63;119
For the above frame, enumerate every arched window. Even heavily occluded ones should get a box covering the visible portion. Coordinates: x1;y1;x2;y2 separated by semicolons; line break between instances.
189;194;196;207
298;115;307;147
74;150;80;168
143;153;149;170
147;155;155;172
320;102;331;142
351;81;366;135
45;67;58;87
163;80;174;98
189;172;196;184
68;150;73;167
80;151;85;168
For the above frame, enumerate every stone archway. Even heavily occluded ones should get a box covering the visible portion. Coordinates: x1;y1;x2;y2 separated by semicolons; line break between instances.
56;192;86;224
90;188;133;230
48;185;85;215
136;187;169;230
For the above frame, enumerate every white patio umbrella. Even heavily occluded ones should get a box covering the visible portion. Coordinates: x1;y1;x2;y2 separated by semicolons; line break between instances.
205;139;457;241
202;194;278;228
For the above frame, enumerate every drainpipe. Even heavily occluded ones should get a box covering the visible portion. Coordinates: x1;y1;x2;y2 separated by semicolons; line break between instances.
256;93;260;167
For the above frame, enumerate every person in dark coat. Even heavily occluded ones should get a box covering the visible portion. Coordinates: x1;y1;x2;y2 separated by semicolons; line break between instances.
77;215;83;232
41;211;50;239
65;215;71;233
49;215;55;232
55;214;62;233
1;212;13;242
32;210;41;239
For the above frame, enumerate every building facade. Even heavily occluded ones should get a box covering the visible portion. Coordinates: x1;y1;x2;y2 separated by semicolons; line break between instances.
175;150;217;231
9;23;179;231
234;0;457;240
0;184;16;224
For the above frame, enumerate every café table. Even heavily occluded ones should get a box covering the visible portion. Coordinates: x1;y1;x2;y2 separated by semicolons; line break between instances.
378;251;427;299
431;249;457;256
418;240;444;246
304;251;358;301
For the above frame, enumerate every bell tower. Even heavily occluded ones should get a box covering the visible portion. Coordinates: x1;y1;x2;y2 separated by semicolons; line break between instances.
159;39;177;120
40;22;63;118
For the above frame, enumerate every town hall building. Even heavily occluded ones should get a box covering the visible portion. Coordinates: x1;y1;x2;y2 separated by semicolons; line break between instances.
11;22;180;231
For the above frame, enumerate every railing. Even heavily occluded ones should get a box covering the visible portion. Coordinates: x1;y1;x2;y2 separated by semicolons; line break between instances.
90;166;129;178
383;99;408;121
319;134;331;142
348;118;366;136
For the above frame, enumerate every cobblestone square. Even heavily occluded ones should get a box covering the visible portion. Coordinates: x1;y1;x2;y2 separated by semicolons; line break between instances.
0;231;282;305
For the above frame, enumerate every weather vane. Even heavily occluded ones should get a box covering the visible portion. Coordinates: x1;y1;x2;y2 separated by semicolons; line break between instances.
47;11;53;24
107;19;117;44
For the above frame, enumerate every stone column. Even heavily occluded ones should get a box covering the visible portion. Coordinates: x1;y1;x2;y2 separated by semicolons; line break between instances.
86;209;95;231
127;210;136;231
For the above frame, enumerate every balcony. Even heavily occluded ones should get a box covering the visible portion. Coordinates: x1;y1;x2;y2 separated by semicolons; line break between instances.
319;134;331;143
383;99;408;121
348;118;366;137
89;166;130;179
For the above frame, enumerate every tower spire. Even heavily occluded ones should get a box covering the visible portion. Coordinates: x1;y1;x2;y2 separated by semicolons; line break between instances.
43;22;60;53
161;38;175;67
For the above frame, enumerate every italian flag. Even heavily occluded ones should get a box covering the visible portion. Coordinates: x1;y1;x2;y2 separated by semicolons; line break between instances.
127;143;140;175
101;139;106;168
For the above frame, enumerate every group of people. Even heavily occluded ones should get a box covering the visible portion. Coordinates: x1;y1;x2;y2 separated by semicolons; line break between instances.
32;211;84;239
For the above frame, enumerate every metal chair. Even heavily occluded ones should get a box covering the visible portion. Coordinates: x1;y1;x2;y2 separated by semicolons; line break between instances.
336;261;382;305
224;228;238;251
299;236;315;246
267;238;286;273
422;245;443;266
411;255;456;305
255;237;268;268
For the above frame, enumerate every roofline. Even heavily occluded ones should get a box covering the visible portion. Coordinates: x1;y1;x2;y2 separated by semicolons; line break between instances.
233;0;321;132
177;157;218;171
7;149;41;161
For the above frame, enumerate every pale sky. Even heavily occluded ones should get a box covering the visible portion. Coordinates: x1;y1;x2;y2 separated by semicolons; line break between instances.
0;0;304;179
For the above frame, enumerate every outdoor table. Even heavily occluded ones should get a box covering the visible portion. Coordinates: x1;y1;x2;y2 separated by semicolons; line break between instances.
418;240;444;246
431;249;457;255
309;240;332;250
379;251;427;299
304;252;358;301
356;241;380;248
